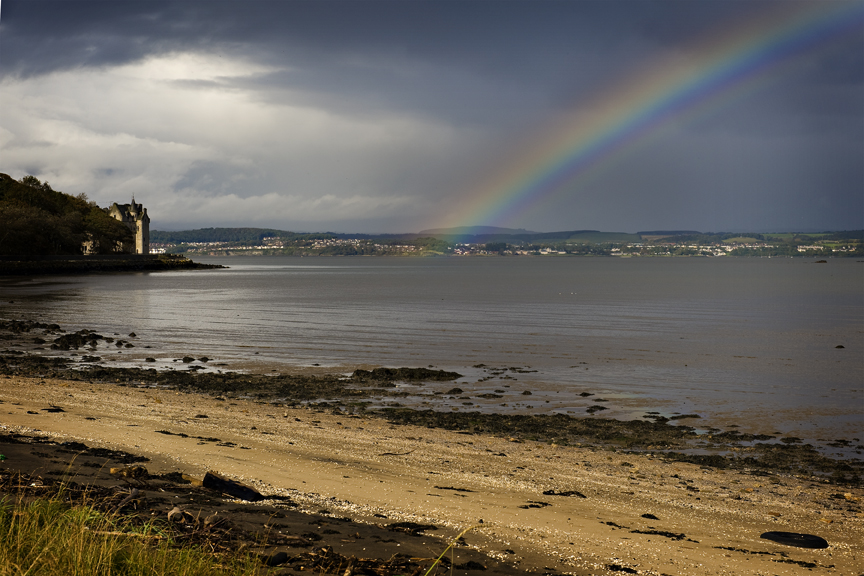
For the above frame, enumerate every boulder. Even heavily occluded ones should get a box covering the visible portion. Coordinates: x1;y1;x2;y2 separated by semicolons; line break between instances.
202;471;264;501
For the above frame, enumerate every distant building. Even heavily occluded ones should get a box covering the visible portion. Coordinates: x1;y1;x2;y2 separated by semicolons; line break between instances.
108;198;150;254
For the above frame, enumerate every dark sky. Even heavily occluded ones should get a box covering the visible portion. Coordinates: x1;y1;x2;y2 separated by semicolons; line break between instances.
1;0;861;233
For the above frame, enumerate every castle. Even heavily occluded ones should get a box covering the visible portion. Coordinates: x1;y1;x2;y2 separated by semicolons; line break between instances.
108;199;150;254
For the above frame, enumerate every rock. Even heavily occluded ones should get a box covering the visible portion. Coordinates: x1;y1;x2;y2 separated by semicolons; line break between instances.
202;471;264;501
835;345;845;349
145;357;156;362
199;356;209;362
182;356;195;363
760;531;828;549
445;387;464;395
128;332;136;337
352;367;462;381
521;390;532;395
110;465;148;479
641;513;659;520
261;551;289;567
181;474;203;487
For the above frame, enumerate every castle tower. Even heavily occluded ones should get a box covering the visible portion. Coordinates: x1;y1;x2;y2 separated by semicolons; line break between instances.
108;198;150;254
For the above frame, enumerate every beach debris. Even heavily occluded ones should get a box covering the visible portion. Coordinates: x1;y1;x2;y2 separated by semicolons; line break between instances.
167;506;194;524
434;486;474;493
203;512;223;528
202;471;264;501
607;564;638;574
377;449;416;456
630;528;690;541
111;488;141;512
543;489;586;498
518;501;550;509
760;531;829;549
386;521;437;535
110;465;148;479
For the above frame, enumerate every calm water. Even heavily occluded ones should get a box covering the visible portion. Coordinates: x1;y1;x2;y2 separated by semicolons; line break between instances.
1;257;861;443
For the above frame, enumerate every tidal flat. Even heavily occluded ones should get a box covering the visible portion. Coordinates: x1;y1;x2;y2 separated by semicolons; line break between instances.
1;318;863;575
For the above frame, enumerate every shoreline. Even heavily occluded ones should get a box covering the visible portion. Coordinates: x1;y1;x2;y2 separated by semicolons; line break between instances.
1;319;863;574
0;254;224;275
1;373;862;575
2;318;861;483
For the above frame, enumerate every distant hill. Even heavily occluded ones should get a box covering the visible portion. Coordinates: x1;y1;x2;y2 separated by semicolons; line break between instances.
418;226;536;235
150;227;334;244
418;229;640;244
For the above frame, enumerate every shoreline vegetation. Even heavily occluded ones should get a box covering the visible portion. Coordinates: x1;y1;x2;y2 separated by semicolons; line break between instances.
1;319;863;575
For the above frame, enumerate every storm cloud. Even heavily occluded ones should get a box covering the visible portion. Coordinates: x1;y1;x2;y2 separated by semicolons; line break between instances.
1;0;861;232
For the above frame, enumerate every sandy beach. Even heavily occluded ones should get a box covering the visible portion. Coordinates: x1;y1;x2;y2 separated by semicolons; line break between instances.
1;373;861;576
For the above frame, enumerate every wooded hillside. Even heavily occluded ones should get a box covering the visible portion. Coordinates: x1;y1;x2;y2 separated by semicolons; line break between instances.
0;173;133;256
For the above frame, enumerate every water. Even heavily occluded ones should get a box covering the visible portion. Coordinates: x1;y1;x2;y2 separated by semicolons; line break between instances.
1;256;861;444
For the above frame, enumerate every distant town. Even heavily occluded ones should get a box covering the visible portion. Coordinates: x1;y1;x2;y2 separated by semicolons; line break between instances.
1;173;860;260
150;228;864;258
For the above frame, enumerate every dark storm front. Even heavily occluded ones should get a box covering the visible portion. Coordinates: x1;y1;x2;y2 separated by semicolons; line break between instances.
1;257;860;440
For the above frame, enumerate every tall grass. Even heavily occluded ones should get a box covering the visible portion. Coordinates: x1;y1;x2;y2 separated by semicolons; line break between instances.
0;495;260;576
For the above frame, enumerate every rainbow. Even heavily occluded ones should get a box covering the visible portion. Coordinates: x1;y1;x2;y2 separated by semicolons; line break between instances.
433;1;863;238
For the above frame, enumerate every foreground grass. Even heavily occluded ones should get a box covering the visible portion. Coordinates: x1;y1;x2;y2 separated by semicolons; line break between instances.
0;495;260;576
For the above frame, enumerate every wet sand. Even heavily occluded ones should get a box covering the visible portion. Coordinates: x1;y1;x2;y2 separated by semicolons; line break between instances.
1;374;862;575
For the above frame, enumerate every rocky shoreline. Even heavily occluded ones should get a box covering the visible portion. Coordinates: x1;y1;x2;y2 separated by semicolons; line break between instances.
2;316;863;575
1;318;861;486
0;254;224;275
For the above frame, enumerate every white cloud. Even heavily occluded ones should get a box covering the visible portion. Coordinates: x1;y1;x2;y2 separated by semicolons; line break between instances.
0;50;483;230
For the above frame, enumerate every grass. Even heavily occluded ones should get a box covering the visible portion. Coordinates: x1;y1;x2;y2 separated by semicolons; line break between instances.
0;488;482;576
0;493;260;576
